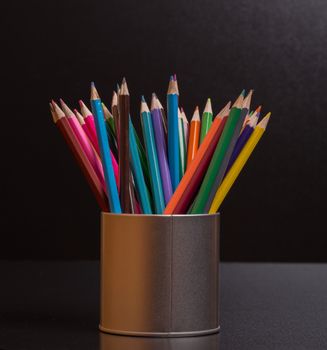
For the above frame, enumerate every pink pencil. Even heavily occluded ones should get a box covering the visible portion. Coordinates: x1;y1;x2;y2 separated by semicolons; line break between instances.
79;100;99;153
59;99;107;192
77;100;119;188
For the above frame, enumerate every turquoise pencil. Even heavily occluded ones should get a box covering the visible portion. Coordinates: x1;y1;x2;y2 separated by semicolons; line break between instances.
167;75;180;190
129;117;152;214
140;97;165;214
90;82;121;213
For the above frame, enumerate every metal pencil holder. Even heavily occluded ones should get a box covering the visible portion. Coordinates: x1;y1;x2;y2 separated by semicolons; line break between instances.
99;212;220;337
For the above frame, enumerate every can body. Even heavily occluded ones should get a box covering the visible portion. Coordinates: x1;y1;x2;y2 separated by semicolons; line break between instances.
100;213;220;337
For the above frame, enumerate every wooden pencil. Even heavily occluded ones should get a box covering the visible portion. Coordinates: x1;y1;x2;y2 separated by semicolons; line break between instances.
178;108;186;176
59;99;107;191
209;113;271;213
186;106;200;168
164;101;231;214
191;92;247;214
199;98;213;144
151;94;173;205
156;94;168;139
90;82;121;213
141;96;165;214
202;90;253;212
167;76;180;190
181;108;189;146
118;78;131;213
224;105;261;175
74;103;119;187
50;102;109;211
111;91;120;141
129;117;152;213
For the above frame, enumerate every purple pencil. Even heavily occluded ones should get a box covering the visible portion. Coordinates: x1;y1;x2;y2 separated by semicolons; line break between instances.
224;106;261;176
151;94;173;205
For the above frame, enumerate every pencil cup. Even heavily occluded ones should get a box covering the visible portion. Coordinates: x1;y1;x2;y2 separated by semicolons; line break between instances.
99;213;220;337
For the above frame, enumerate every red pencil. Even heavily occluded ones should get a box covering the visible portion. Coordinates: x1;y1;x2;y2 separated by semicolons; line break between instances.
50;102;109;211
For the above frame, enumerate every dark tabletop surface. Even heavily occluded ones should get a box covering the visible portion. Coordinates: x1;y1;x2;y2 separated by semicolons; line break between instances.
1;262;327;350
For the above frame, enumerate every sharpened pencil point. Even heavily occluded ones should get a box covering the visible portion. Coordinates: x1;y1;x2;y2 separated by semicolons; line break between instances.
90;82;100;100
258;113;271;129
141;95;146;102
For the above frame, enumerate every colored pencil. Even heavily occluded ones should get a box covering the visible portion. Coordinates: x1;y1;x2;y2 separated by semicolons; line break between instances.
102;101;118;159
79;100;99;153
129;117;152;214
151;94;173;205
201;90;253;212
50;102;109;212
156;95;168;139
178;108;187;176
131;122;151;189
111;91;120;139
191;92;246;214
199;98;213;144
224;105;261;175
186;106;200;168
209;113;271;213
59;99;107;190
141;97;165;214
102;102;116;135
181;108;189;145
164;102;231;214
74;105;119;187
167;76;180;190
90;82;121;213
118;78;131;213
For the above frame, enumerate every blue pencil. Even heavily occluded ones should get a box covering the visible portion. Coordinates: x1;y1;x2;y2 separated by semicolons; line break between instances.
129;117;152;214
90;82;121;213
167;75;180;190
140;97;165;214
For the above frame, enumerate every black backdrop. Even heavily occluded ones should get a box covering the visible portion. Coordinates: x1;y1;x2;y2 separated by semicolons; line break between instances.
1;0;326;261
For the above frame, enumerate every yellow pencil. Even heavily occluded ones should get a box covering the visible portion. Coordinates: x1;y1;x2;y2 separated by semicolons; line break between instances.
209;113;271;213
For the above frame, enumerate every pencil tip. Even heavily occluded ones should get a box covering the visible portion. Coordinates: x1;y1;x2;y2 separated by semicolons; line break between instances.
141;95;146;102
241;89;246;97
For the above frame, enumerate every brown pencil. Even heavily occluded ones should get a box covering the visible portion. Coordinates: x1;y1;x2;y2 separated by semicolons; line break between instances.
118;78;131;213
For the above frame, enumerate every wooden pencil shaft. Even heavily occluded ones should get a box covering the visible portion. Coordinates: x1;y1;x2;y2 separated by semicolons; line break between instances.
118;94;131;213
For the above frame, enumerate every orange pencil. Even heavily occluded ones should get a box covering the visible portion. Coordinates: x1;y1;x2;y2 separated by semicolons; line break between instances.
186;106;200;168
164;101;231;214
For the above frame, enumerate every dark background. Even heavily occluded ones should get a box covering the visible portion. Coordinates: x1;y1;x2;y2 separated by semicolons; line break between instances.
1;0;326;261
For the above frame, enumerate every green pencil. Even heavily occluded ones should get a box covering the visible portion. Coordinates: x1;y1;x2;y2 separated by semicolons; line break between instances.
199;98;213;144
191;92;244;214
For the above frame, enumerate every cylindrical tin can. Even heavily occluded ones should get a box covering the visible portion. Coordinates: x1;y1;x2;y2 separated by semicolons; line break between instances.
99;213;220;337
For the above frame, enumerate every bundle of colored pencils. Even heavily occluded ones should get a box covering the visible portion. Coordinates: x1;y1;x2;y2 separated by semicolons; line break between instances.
50;75;271;214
